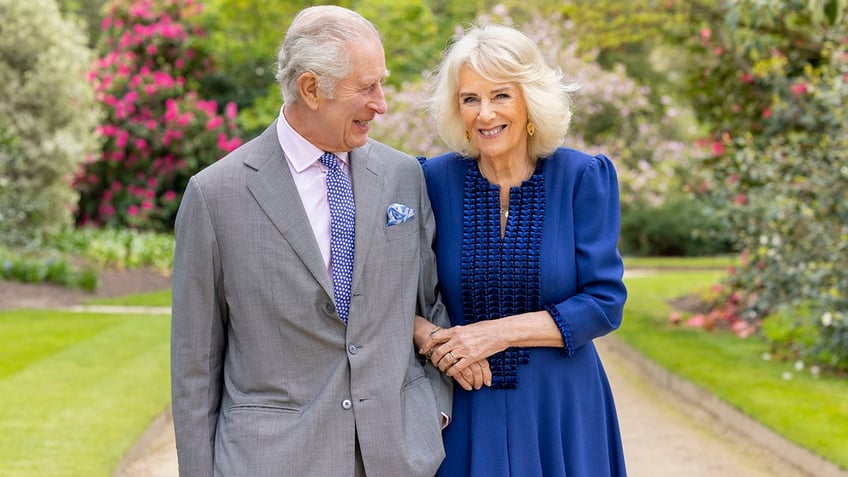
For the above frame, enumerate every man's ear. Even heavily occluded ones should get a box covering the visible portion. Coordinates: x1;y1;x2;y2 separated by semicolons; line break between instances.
297;72;320;111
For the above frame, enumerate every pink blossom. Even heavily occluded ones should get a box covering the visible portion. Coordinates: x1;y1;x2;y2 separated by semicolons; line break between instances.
762;108;772;119
710;141;724;156
128;205;140;216
700;28;711;41
177;113;193;126
734;193;748;205
668;311;682;325
164;98;179;121
731;320;755;338
225;102;237;121
686;314;706;328
141;200;153;210
163;190;177;201
790;82;808;96
740;72;754;83
116;130;129;148
206;116;223;130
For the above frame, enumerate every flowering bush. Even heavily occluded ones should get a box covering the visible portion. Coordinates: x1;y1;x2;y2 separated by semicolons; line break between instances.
75;0;241;231
668;1;848;371
0;0;100;247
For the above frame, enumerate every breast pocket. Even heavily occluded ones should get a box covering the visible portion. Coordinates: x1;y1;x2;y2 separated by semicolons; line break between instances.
383;220;418;241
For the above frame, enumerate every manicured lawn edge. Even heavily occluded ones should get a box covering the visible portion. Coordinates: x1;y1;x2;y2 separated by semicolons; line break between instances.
618;268;848;472
0;309;170;476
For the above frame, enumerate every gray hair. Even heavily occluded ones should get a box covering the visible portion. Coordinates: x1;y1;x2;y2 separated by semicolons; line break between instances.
427;24;578;159
275;6;381;104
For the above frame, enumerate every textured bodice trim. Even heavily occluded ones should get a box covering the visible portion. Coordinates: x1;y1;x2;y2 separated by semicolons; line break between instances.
460;159;545;389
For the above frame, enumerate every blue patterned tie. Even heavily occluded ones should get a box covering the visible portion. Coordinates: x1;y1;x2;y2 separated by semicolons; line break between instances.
319;152;355;324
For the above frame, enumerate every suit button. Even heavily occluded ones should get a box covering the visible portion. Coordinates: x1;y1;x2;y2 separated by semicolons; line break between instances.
324;301;336;315
348;344;358;355
341;399;352;410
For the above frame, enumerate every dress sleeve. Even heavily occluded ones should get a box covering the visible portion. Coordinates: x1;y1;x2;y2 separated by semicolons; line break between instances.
545;154;627;356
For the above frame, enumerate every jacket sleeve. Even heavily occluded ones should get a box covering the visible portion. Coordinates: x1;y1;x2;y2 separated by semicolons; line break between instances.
170;176;227;477
414;166;454;420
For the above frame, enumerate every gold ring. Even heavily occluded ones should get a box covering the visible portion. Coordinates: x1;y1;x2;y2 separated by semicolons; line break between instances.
447;351;459;364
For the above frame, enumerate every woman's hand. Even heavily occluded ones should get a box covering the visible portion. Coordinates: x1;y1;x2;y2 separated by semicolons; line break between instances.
416;317;493;390
426;321;507;378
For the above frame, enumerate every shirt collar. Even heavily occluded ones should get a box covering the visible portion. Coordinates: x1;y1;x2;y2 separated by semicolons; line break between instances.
277;107;350;172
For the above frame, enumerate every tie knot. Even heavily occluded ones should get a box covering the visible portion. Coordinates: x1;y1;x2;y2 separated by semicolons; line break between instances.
319;152;340;172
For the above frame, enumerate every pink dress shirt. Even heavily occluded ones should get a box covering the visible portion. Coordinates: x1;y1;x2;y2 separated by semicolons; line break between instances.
276;108;351;273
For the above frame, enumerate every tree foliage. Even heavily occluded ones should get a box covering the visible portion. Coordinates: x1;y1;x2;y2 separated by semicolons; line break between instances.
195;0;479;139
75;0;241;231
666;0;848;370
0;0;101;247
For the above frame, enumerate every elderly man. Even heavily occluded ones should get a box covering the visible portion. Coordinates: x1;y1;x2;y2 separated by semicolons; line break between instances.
170;6;452;476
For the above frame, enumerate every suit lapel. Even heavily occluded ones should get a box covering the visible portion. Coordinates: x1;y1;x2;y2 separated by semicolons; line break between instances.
350;143;383;293
244;122;334;298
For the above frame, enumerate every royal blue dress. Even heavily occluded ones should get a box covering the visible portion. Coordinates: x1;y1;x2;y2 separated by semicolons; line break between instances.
421;148;628;477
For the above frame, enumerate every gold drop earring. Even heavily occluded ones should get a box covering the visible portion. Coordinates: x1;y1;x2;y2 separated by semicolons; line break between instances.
465;130;471;142
526;123;536;137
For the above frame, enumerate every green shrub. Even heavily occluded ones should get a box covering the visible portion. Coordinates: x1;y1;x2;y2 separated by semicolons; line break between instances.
0;0;100;247
620;193;735;257
762;303;848;372
54;228;174;273
0;248;98;291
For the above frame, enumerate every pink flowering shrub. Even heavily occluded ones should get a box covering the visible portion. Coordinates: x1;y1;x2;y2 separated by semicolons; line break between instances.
668;2;848;371
75;0;241;231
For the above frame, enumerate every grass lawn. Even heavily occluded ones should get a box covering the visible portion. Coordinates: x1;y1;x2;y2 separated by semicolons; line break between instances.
0;308;170;477
620;265;848;469
86;288;172;307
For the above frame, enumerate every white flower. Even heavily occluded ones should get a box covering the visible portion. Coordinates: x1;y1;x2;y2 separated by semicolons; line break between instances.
761;352;772;361
794;360;804;371
822;311;833;327
782;371;793;380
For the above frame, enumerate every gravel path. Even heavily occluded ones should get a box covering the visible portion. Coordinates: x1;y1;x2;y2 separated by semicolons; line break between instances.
111;335;835;477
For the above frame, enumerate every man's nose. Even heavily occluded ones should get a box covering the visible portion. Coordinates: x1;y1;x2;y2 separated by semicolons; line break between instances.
370;84;387;115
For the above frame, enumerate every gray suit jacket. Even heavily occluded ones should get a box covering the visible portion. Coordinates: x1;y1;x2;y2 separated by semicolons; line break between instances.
171;122;452;476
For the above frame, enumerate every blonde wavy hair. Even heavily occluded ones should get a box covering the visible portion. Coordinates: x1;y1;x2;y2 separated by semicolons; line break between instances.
427;24;578;159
